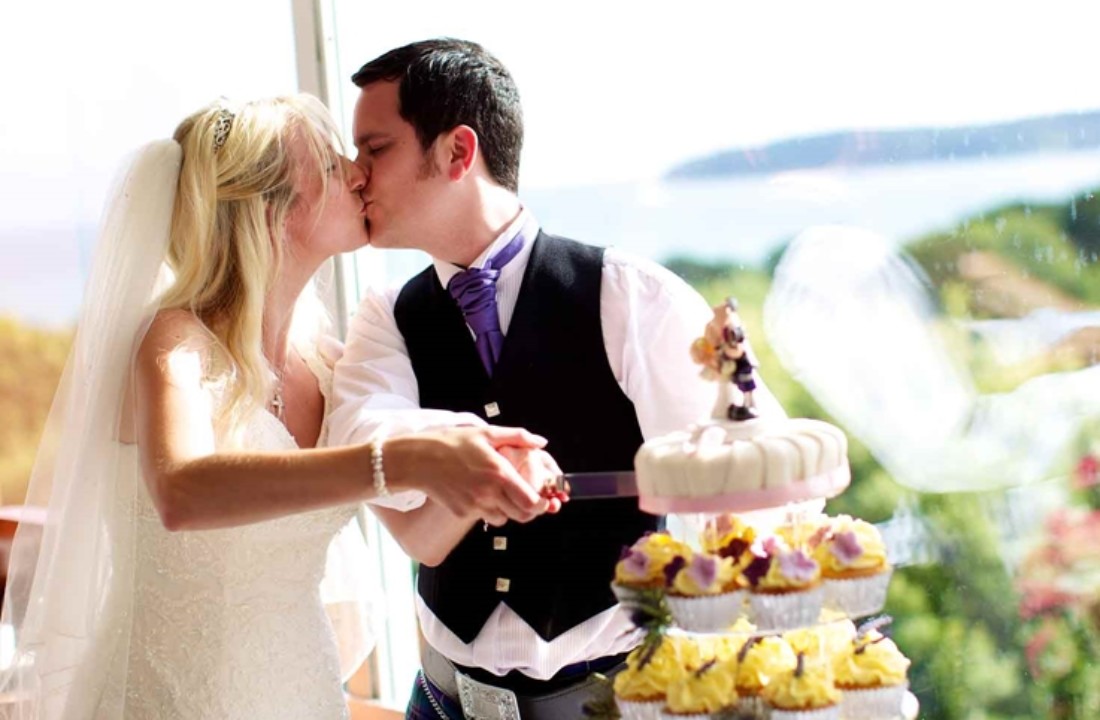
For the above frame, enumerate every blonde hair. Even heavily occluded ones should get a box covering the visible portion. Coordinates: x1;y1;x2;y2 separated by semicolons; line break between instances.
159;94;343;436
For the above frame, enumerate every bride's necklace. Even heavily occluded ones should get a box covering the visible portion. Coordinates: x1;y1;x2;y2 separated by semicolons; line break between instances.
271;350;295;422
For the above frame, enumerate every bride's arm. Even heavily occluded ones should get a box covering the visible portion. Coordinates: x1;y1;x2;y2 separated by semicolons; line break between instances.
133;312;547;532
367;447;563;566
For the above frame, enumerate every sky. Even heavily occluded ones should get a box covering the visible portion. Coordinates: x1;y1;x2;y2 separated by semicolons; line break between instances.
3;0;1099;220
2;0;1099;323
328;0;1100;187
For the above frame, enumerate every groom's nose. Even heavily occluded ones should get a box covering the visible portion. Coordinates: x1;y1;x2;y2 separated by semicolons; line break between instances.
347;159;368;191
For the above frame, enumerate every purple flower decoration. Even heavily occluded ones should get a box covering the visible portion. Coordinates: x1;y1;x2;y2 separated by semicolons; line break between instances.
619;545;633;561
718;538;750;561
663;555;688;588
779;550;819;584
621;550;651;580
687;555;719;590
829;530;864;566
743;555;771;588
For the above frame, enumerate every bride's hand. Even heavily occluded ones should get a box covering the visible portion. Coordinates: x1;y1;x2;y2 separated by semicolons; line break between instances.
386;426;550;526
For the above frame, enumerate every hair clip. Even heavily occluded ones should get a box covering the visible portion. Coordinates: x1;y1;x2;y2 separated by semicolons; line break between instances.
212;109;234;152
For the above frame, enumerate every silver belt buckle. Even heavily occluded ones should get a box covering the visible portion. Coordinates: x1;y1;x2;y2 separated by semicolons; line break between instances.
454;670;521;720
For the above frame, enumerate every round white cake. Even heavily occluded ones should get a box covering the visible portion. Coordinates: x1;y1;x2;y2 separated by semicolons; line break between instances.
635;417;850;514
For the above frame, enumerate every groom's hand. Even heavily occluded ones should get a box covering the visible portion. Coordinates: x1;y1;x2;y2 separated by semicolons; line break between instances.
497;446;565;516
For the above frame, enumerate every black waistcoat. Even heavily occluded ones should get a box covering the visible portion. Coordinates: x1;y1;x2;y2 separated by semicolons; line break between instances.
394;232;659;643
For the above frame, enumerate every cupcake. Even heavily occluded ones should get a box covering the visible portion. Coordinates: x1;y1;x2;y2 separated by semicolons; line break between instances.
666;553;746;632
614;531;693;603
783;619;857;665
661;658;738;719
733;635;798;718
614;636;700;720
834;624;910;720
696;617;757;663
814;516;892;618
763;652;843;720
745;538;824;631
775;514;833;551
702;514;757;563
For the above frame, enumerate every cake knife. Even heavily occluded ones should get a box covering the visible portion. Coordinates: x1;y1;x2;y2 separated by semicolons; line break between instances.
550;471;638;499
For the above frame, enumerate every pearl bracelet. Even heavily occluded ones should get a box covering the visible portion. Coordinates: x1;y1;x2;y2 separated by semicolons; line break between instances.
370;441;390;497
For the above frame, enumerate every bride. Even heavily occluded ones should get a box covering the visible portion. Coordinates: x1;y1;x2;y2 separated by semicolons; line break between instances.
0;95;556;719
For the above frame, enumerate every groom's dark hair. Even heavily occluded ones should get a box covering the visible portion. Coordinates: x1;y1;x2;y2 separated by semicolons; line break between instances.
352;38;524;192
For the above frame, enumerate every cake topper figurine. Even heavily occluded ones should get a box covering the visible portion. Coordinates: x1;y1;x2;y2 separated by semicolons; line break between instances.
691;297;759;421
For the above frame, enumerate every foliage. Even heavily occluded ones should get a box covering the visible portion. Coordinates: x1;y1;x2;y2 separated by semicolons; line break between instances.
663;185;1100;719
0;316;72;505
1064;191;1100;257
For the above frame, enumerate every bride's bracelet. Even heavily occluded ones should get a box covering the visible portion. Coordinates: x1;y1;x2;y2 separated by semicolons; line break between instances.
370;440;390;497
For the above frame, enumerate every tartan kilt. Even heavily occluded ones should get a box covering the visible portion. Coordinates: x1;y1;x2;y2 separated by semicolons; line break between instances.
405;671;465;720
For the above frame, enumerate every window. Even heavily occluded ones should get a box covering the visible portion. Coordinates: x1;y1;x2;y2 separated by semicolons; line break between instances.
322;3;1100;717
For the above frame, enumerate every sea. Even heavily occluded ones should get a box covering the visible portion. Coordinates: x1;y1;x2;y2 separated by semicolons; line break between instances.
5;148;1100;328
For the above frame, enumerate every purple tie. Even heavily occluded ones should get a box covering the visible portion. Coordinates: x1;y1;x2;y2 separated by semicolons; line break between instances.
447;233;525;376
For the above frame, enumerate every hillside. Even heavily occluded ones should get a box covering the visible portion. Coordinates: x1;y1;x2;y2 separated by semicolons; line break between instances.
667;110;1100;180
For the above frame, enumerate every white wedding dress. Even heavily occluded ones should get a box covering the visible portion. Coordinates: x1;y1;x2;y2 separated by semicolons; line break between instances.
118;354;357;719
0;143;371;720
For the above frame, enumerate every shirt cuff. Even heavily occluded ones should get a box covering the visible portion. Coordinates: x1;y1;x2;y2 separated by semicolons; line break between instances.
366;490;427;511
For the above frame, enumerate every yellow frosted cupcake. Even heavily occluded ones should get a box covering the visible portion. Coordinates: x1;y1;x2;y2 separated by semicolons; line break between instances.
814;516;892;618
613;531;693;603
660;658;738;719
775;514;833;551
701;514;757;568
763;652;842;720
834;627;910;720
614;636;700;720
783;619;856;665
745;538;824;631
695;617;757;662
733;635;798;717
666;553;746;632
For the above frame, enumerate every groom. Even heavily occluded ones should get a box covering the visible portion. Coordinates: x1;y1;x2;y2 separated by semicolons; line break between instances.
329;38;781;720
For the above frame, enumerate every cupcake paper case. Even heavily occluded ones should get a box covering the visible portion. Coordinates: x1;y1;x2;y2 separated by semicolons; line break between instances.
745;540;825;631
835;626;911;720
666;554;746;632
840;683;909;719
616;698;665;720
822;568;893;619
814;518;892;618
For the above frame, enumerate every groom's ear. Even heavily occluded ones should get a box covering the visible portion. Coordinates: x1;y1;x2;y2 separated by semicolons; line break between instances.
443;125;478;181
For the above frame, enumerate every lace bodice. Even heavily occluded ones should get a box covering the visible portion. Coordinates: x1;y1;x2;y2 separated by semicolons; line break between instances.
122;354;358;719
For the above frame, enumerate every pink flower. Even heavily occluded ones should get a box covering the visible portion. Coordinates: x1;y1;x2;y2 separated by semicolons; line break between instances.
779;550;819;584
1075;454;1100;489
687;555;719;590
621;550;651;581
1019;584;1077;620
1025;619;1058;677
828;530;864;566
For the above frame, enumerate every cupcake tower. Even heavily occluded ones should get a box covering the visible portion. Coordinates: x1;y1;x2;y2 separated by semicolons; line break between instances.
607;614;910;720
607;300;912;720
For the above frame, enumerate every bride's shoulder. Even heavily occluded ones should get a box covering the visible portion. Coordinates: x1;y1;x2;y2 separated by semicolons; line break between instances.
136;310;219;381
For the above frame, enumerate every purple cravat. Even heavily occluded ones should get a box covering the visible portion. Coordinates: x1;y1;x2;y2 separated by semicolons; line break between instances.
447;232;526;376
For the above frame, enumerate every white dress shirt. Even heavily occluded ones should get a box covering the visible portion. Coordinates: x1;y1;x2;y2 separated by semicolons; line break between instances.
328;210;783;678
